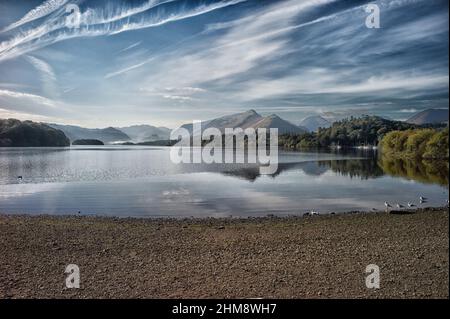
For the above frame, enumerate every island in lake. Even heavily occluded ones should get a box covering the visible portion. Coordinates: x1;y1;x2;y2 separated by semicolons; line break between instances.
72;139;104;145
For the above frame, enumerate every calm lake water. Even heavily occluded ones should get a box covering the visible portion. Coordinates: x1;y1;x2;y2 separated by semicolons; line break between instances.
0;146;448;217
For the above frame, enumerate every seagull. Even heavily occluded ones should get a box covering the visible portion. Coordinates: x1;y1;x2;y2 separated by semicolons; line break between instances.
384;201;392;208
17;176;22;180
310;211;319;216
396;203;404;209
420;196;427;201
407;202;415;208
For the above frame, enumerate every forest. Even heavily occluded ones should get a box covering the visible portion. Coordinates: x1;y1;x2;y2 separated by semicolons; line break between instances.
278;115;444;150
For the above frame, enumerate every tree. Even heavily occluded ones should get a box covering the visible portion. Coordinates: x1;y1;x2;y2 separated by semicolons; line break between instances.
423;128;449;159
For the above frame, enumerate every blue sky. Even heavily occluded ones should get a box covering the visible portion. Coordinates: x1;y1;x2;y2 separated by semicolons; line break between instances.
0;0;448;128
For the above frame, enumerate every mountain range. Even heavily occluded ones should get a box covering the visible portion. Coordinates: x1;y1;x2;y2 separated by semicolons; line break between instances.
181;109;307;135
406;108;449;125
47;124;131;144
3;108;446;146
116;125;170;143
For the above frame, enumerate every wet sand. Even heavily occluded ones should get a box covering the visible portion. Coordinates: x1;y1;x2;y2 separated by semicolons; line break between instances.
0;208;448;299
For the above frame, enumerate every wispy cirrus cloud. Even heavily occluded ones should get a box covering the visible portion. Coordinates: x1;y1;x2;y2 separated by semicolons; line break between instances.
0;0;448;127
1;0;69;33
24;55;58;98
0;0;248;62
126;0;447;122
132;0;339;90
0;88;55;107
118;41;142;54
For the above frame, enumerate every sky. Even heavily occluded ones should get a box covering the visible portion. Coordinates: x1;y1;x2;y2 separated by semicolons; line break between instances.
0;0;448;128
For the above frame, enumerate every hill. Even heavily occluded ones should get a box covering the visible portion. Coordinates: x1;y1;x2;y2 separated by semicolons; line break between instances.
407;108;449;125
316;115;418;147
0;119;70;147
117;125;170;142
181;110;306;135
299;115;331;132
279;115;418;149
47;124;130;144
253;114;307;134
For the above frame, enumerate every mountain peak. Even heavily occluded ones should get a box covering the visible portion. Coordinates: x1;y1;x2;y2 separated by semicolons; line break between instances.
245;109;259;116
407;108;449;125
299;115;331;132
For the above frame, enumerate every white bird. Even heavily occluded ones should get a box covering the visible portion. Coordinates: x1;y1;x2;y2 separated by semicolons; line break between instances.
310;211;319;216
396;203;404;209
419;196;427;201
407;202;415;208
384;201;391;208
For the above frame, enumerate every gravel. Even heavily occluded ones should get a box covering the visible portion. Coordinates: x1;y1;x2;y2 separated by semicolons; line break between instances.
0;208;448;299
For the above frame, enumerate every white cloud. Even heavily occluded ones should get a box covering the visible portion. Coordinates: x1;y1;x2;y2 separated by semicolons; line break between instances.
1;0;69;33
25;55;58;98
399;108;419;113
0;0;249;62
0;88;56;107
137;0;339;90
118;41;142;54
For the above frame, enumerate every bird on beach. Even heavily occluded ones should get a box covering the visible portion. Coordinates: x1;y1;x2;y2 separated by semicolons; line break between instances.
407;202;415;208
17;176;22;180
384;201;392;208
396;203;404;209
310;210;319;216
420;196;427;201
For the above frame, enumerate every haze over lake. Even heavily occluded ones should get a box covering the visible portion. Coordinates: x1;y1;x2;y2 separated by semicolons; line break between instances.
0;146;447;217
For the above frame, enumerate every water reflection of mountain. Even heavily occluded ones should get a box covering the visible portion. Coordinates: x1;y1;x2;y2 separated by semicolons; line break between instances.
220;155;448;187
220;161;329;182
378;155;449;187
221;158;384;181
221;160;367;182
300;161;329;176
221;162;305;182
318;158;384;180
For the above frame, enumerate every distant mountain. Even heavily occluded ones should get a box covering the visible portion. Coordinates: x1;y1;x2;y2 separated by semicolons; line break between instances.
117;125;170;142
407;108;449;125
252;114;307;134
299;115;331;132
0;119;70;147
181;110;306;135
47;123;130;144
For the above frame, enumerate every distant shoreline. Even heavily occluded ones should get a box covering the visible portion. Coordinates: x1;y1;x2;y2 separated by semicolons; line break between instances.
1;207;448;298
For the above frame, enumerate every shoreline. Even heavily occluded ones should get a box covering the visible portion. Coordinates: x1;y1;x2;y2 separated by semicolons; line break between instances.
1;205;447;220
1;207;448;299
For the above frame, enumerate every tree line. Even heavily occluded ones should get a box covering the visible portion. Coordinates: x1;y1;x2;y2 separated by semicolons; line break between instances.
279;115;421;149
380;127;449;160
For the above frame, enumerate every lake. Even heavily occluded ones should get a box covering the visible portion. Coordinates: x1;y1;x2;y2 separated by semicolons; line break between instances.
0;146;448;217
